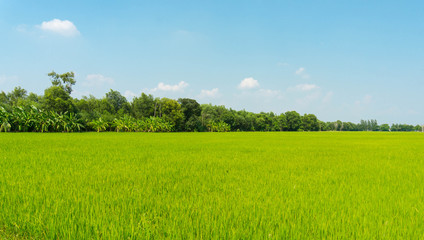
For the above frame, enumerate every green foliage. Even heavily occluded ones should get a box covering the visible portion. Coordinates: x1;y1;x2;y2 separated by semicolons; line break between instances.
48;71;76;94
380;124;390;131
89;118;109;132
0;73;421;132
285;111;302;131
302;114;319;131
158;98;183;129
0;105;83;132
207;120;231;132
178;98;201;131
43;86;74;113
105;89;131;114
132;93;155;119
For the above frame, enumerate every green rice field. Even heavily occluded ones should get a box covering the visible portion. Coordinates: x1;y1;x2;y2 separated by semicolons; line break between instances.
1;132;424;239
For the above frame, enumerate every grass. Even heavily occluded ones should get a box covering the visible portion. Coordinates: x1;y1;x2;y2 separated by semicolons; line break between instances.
0;132;424;239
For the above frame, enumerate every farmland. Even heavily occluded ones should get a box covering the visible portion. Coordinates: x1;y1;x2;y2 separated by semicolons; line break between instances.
1;132;424;239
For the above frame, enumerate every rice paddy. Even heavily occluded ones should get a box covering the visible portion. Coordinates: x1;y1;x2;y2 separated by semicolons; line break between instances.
1;132;424;239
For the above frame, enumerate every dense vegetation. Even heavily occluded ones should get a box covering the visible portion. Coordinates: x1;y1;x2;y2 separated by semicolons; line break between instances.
1;71;422;132
1;132;424;239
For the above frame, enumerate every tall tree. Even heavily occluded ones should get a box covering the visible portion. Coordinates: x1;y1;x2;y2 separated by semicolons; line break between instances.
285;111;301;131
302;114;319;131
105;89;130;114
132;93;155;119
43;86;74;113
48;71;76;94
178;98;201;131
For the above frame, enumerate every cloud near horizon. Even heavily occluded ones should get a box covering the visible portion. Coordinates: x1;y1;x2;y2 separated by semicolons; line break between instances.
238;77;259;89
84;74;114;87
199;88;219;98
152;81;189;92
38;19;80;37
289;83;319;91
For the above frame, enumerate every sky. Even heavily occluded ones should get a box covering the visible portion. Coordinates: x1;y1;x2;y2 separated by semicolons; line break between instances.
0;0;423;124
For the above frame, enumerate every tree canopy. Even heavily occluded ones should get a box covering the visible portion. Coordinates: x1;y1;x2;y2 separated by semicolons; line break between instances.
0;71;421;133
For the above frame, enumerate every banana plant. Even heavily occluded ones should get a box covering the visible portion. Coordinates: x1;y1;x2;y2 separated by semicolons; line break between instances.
89;118;109;132
0;107;11;132
0;107;9;132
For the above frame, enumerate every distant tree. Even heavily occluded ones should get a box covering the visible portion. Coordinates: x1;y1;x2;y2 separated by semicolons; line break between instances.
43;86;74;113
285;111;301;131
370;119;379;131
302;114;319;131
274;113;287;131
178;98;201;131
27;93;40;103
380;124;390;131
48;71;76;94
0;91;9;106
159;98;183;128
132;93;155;119
105;89;130;114
8;87;27;106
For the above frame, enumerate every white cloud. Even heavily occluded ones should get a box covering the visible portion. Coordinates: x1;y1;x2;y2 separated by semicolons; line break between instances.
355;94;373;106
124;90;137;100
289;83;319;92
0;75;18;85
38;19;80;37
152;81;189;92
322;91;334;104
295;67;305;75
238;77;259;89
296;91;322;106
84;74;114;87
257;89;281;97
199;88;219;98
363;94;372;104
295;67;310;79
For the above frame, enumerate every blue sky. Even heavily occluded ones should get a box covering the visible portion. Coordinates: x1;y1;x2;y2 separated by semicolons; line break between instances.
0;0;423;124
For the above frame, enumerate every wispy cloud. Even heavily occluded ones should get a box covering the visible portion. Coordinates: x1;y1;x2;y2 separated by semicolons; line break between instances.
322;91;334;104
289;83;319;92
296;91;322;106
355;94;373;106
295;67;310;79
199;88;219;98
0;75;18;85
257;89;281;97
84;74;114;87
152;81;189;92
38;19;80;37
238;77;259;89
124;90;137;100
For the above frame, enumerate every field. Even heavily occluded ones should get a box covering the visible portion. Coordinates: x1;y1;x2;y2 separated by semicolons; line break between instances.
1;132;424;239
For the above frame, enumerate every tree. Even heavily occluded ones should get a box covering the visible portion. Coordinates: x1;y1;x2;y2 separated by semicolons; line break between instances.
48;71;76;94
178;98;201;131
105;89;130;114
285;111;301;131
380;124;390;131
302;114;319;131
159;98;183;128
132;93;155;119
43;86;74;113
8;87;27;106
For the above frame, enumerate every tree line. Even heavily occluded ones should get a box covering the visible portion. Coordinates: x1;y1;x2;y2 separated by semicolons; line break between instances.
0;71;422;132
